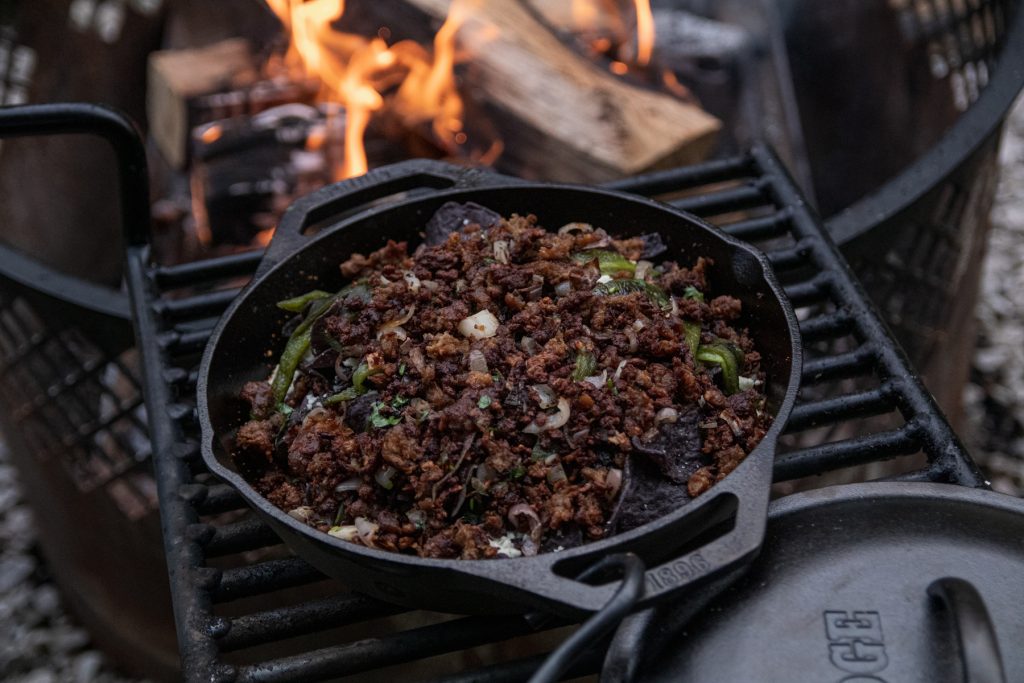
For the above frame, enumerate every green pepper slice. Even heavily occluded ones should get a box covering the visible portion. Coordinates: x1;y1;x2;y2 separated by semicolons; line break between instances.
571;250;636;275
696;343;744;395
593;279;672;310
277;289;331;312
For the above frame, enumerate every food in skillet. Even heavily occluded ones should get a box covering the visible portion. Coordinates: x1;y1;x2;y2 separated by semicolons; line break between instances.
232;203;771;559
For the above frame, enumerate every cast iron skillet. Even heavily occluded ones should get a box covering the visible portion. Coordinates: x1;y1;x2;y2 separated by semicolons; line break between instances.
197;160;802;618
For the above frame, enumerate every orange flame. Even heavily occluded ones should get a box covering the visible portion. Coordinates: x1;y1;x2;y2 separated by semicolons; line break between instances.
265;0;477;179
633;0;654;66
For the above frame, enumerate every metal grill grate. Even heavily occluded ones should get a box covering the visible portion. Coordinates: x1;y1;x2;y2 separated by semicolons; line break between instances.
126;145;984;682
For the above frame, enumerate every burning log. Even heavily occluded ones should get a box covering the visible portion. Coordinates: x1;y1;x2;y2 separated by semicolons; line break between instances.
398;0;721;182
147;38;261;168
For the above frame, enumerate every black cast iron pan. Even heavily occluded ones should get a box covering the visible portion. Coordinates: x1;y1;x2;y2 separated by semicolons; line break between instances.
197;159;802;618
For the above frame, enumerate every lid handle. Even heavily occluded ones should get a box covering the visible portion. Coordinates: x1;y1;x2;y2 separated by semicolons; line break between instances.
928;577;1006;683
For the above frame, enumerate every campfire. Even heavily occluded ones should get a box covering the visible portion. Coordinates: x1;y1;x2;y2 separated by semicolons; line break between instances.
147;0;725;256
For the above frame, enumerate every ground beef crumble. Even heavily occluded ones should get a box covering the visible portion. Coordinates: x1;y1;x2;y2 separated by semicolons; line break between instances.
233;208;771;559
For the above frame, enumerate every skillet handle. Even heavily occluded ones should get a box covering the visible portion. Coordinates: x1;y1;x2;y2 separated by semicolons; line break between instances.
257;160;521;278
511;485;766;615
928;578;1006;683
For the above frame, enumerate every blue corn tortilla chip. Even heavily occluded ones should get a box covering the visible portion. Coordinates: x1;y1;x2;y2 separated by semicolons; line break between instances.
425;201;502;246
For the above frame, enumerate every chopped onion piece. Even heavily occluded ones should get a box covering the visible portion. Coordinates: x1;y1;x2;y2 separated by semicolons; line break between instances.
596;274;612;284
493;240;510;264
489;534;523;558
558;222;593;235
328;525;359;541
335;477;362;493
656;407;679;424
458;309;499;339
721;412;745;438
520;336;540;355
378;305;416;339
554;281;572;297
584;369;608;389
614;360;628;381
738;375;758;391
632;319;645;330
354;517;379;544
421;279;439;291
301;406;327;428
624;327;638;353
524;397;571;434
468;349;489;374
402;271;421;291
508;503;543;540
606;468;623;498
406;510;426;527
635;260;653;280
546;462;568;485
531;384;557;409
287;506;315;523
375;466;396;490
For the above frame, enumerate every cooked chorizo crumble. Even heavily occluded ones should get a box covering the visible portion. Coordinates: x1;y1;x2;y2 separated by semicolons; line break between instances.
233;202;771;559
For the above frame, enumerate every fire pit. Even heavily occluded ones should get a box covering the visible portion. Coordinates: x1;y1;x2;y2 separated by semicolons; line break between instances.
0;0;1022;679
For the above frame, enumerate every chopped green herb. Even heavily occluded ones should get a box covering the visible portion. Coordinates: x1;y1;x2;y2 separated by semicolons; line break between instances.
571;351;598;381
509;466;526;480
491;370;504;384
398;363;407;376
571;249;636;275
352;360;381;395
477;395;493;409
606;377;615;392
391;395;410;409
683;286;705;302
323;387;360;405
277;290;331;313
278;404;294;416
368;400;402;429
593;279;671;310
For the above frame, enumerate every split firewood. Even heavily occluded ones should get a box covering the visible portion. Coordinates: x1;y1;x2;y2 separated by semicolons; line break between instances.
360;0;722;182
147;38;260;168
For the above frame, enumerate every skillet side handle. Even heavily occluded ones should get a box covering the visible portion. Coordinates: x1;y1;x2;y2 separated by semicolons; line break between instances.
525;483;768;615
257;160;521;278
928;578;1007;683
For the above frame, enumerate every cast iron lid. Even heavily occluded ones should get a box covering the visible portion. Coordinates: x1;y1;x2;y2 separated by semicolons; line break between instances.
617;482;1024;683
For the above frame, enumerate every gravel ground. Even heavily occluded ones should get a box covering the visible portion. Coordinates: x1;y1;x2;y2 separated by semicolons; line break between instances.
0;442;145;683
963;93;1024;496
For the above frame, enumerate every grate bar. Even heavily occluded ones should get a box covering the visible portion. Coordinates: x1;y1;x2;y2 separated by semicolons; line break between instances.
801;346;876;383
721;210;794;241
772;423;922;481
220;594;406;652
601;154;753;195
669;182;768;216
193;483;245;515
781;274;831;307
204;517;282;557
234;616;540;683
786;387;895;432
154;251;263;289
798;310;856;342
214;558;325;603
155;289;242;323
